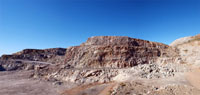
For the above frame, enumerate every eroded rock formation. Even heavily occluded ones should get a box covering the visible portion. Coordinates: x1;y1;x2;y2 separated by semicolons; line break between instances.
64;36;179;68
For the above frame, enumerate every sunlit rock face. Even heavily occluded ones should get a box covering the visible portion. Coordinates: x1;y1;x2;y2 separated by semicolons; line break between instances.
170;34;200;66
64;36;179;68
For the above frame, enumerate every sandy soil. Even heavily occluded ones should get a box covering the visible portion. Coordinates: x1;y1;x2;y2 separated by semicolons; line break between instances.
185;68;200;90
61;82;117;95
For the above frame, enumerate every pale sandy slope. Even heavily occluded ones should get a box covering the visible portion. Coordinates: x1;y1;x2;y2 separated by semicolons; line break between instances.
171;34;200;93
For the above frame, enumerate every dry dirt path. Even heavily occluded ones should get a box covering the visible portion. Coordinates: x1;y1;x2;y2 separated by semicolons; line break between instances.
185;68;200;90
61;82;117;95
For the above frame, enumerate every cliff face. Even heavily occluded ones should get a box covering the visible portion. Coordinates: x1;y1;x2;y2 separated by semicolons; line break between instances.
30;36;183;85
64;36;179;68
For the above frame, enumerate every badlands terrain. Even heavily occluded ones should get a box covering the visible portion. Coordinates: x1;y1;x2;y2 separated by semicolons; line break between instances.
1;35;200;95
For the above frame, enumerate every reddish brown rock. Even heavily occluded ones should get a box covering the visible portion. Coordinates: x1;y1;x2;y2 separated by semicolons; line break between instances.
64;36;178;68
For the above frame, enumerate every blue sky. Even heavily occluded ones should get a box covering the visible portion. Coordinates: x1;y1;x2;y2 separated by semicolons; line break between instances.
0;0;200;55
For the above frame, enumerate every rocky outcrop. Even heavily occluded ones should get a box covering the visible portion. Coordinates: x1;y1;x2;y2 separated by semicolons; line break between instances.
64;36;179;68
170;34;200;66
1;48;66;64
0;48;66;71
170;34;200;47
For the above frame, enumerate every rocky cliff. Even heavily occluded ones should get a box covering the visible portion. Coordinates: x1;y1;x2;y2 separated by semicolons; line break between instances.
0;36;181;70
64;36;179;68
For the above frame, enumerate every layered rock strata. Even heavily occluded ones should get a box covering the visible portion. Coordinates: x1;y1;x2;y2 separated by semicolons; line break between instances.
64;36;179;68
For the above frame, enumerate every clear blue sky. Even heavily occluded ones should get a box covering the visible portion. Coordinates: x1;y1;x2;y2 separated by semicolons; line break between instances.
0;0;200;55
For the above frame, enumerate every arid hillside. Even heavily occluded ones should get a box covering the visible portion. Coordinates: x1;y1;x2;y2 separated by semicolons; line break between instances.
170;34;200;67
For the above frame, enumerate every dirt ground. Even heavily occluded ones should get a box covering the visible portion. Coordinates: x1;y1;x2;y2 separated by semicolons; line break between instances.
0;71;72;95
0;71;117;95
1;69;200;95
61;82;116;95
185;68;200;90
